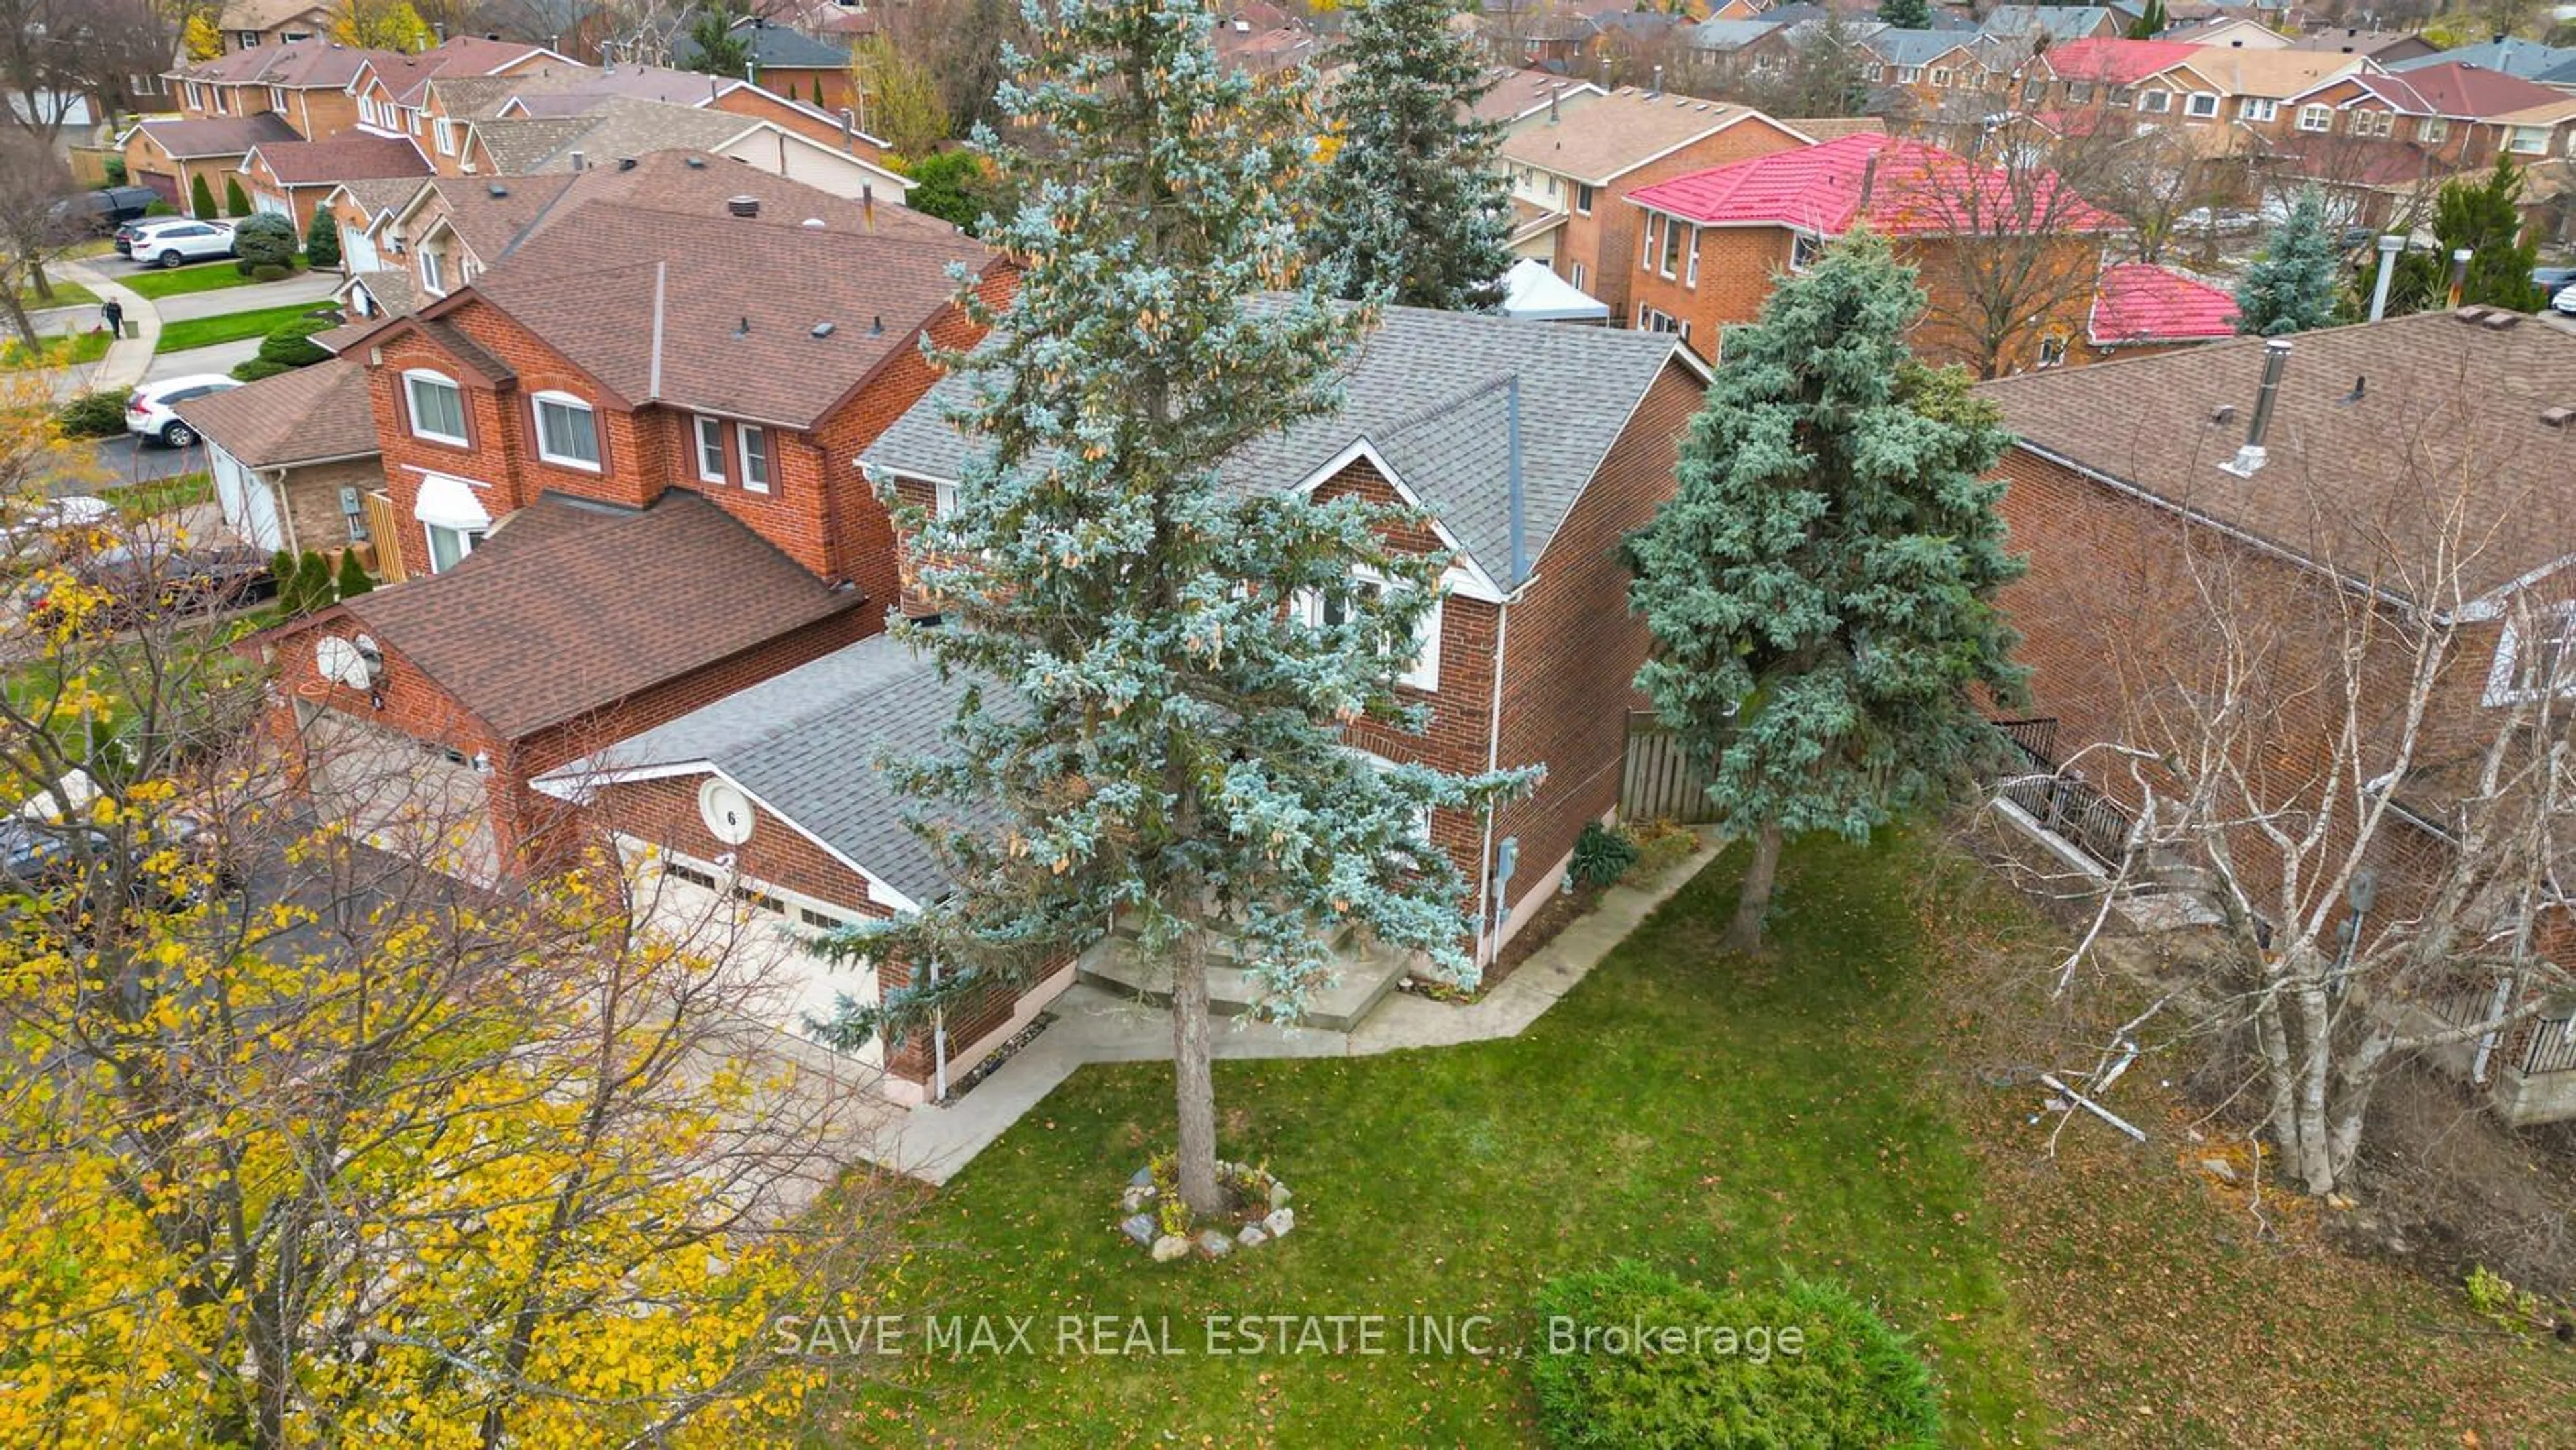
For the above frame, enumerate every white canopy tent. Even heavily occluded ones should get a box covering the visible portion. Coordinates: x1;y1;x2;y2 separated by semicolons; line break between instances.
1499;259;1610;323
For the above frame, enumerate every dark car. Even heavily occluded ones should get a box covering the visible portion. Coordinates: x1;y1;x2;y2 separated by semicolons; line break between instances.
50;185;161;236
0;813;230;909
23;539;276;627
2534;266;2576;303
0;818;105;895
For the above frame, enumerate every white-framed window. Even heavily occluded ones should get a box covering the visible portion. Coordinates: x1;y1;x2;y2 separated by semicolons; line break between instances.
1303;574;1440;691
2509;124;2549;155
2068;81;2094;103
1898;64;1921;83
2243;98;2277;122
1684;227;1699;287
1639;305;1683;336
268;85;285;109
402;369;467;445
737;423;771;493
282;28;310;41
1930;67;1952;87
2137;89;2171;113
409;109;424;136
417;245;444;296
1576;183;1595;214
2418;115;2449;144
1791;231;1823;271
2484;602;2576;705
1875;62;1892;82
2297;103;2332;132
694;414;727;483
932;480;958;517
2185;91;2219;118
434;120;455;156
2036;333;2068;368
2351;108;2393;138
1569;260;1587;291
531;391;600;470
1659;218;1681;277
424;522;484;574
1641;213;1659;270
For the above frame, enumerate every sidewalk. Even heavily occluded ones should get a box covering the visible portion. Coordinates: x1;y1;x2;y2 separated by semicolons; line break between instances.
154;269;339;323
876;829;1725;1184
29;257;159;401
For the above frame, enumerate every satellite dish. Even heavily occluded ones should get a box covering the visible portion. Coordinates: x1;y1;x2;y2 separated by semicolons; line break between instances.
698;778;753;845
315;636;372;690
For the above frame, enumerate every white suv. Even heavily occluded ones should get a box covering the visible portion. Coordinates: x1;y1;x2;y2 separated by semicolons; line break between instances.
127;219;236;269
126;376;239;448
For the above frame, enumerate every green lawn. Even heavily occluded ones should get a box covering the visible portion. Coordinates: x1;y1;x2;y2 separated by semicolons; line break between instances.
17;278;101;311
1;330;112;371
121;261;271;301
155;301;327;356
827;835;2045;1445
113;472;213;521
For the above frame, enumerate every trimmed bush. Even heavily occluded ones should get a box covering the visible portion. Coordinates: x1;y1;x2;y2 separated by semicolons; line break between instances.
303;205;341;270
1568;821;1638;888
228;358;294;382
232;213;298;273
335;550;374;599
56;388;133;439
102;156;128;187
222;177;251;217
143;199;176;217
1530;1263;1940;1450
256;315;334;366
248;263;292;282
188;172;217;221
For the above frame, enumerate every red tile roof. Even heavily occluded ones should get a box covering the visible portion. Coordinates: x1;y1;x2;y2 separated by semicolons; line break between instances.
2087;262;2238;345
1627;132;2121;237
2043;38;2206;87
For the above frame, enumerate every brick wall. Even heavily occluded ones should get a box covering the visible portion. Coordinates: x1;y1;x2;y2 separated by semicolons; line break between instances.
1547;115;1807;321
1629;219;1788;359
709;86;888;164
278;457;384;553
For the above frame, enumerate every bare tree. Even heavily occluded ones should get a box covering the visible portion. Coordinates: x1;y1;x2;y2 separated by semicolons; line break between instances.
1900;119;2128;378
0;0;174;148
0;129;89;344
2002;375;2576;1199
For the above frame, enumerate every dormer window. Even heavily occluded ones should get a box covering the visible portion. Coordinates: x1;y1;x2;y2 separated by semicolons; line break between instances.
694;414;727;483
418;246;444;297
737;423;771;493
532;391;600;470
2485;602;2576;706
402;369;467;445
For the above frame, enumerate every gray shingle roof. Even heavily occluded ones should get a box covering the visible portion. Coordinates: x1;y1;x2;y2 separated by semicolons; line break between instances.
673;17;852;68
862;305;1691;584
545;632;981;904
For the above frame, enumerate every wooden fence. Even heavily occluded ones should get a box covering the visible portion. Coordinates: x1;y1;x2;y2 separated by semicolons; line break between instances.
1620;711;1716;823
361;491;407;584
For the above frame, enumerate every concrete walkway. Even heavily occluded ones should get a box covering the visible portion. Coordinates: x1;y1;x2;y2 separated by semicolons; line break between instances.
153;269;339;323
875;830;1725;1184
29;257;158;401
146;338;264;384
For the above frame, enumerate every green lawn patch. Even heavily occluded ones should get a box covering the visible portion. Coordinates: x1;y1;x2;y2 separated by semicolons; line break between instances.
1;330;112;371
113;472;213;521
824;834;2044;1444
155;301;329;356
17;278;101;311
121;262;273;301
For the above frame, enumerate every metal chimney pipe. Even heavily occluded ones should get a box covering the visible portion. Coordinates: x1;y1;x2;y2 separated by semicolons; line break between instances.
1650;64;1664;98
2222;339;2291;477
1548;86;1561;125
2367;234;2401;321
2446;247;2472;308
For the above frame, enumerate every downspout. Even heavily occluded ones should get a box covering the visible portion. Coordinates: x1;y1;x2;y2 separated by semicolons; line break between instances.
929;957;949;1101
271;466;300;555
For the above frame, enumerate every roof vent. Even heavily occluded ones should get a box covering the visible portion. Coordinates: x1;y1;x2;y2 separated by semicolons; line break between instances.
485;180;507;197
800;217;826;228
568;150;584;170
869;314;883;335
616;156;637;171
727;194;759;217
2544;405;2575;429
2209;403;2237;425
684;155;706;168
811;321;835;338
735;315;750;336
2481;310;2521;331
2218;338;2292;478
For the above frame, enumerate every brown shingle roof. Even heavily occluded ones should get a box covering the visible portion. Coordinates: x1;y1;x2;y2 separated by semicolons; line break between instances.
1498;87;1784;186
360;36;555;107
342;491;861;739
250;134;433;186
331;175;431;221
132;113;299;160
1980;310;2576;602
441;197;984;425
468;115;597;173
1780;115;1887;140
172;358;378;468
172;38;389;88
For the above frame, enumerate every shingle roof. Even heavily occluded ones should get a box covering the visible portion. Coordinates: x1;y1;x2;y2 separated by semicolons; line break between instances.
2388;38;2576;83
359;36;553;107
466;114;597;172
248;133;433;186
1866;27;1982;67
2334;61;2573;120
2167;47;2367;99
1628;131;2122;236
498;97;760;170
1981;4;2116;39
132;113;298;159
171;38;388;88
1980;309;2576;601
672;17;851;68
172;358;378;468
1685;17;1782;51
215;0;328;32
863;305;1693;582
331;174;432;220
541;631;981;904
2086;263;2238;345
339;491;862;739
1470;67;1599;125
449;199;986;425
1778;115;1888;140
1499;87;1786;185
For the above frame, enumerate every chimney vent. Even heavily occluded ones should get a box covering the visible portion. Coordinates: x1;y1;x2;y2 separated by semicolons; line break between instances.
735;315;750;337
2219;338;2292;478
569;150;584;171
2447;246;2473;309
811;321;835;338
2542;406;2575;429
2367;234;2402;321
2209;403;2237;425
1650;65;1663;97
870;314;883;335
727;194;760;217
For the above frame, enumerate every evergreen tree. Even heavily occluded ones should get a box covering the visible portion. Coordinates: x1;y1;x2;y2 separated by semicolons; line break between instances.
303;204;341;270
291;550;333;616
1878;0;1930;28
1311;0;1517;311
681;3;751;78
1626;231;2025;953
188;172;217;221
335;550;374;599
2385;158;2544;315
223;176;250;218
819;0;1526;1216
2234;187;2341;336
2125;0;2167;37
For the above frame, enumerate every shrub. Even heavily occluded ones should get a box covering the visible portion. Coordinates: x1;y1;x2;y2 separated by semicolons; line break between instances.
895;149;991;234
222;177;251;218
249;263;292;283
102;156;128;187
232;213;298;272
228;358;294;382
303;205;341;270
1626;817;1701;883
1568;821;1638;889
1531;1263;1940;1450
255;315;334;368
188;172;217;221
335;550;374;600
56;388;133;439
144;199;176;217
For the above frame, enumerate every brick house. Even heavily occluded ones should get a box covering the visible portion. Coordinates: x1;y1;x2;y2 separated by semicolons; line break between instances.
119;113;297;210
1860;28;2005;130
427;60;894;168
861;307;1711;964
166;39;386;140
176;358;384;556
1974;309;2576;1117
1498;87;1810;321
239;133;432;228
248;192;1003;875
1622;131;2122;373
672;17;857;113
459;97;911;203
212;0;333;53
346;36;572;146
2253;62;2576;222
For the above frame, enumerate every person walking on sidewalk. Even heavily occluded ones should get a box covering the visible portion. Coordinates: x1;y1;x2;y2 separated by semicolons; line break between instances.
99;299;124;340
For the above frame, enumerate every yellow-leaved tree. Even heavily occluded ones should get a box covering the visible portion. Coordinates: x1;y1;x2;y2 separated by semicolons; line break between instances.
330;0;435;53
0;385;916;1447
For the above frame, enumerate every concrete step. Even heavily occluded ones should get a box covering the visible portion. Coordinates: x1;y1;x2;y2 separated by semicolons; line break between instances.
1075;925;1411;1033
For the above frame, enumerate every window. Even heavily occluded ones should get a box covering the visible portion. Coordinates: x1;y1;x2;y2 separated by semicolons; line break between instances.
1929;67;1952;88
1790;231;1823;271
2021;80;2045;105
2243;98;2277;122
1568;260;1586;291
2036;333;2068;368
2485;603;2576;705
1575;183;1595;215
417;245;444;296
1305;576;1440;690
2185;92;2219;118
282;28;310;41
2137;89;2169;113
1641;213;1659;270
1684;228;1699;287
932;480;958;517
268;85;285;109
2418;115;2449;144
2297;103;2332;132
1875;63;1892;82
2350;108;2392;139
737;423;771;493
731;882;784;915
665;861;719;891
1546;174;1559;197
1639;306;1683;335
1659;217;1681;277
2068;81;2094;103
799;906;844;930
238;30;259;46
402;370;466;444
694;415;727;482
2108;87;2133;106
532;391;600;470
2509;125;2549;155
434;120;455;156
1898;65;1921;83
423;522;484;573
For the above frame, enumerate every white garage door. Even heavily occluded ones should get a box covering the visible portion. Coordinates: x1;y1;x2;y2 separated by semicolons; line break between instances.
209;444;282;550
341;222;379;273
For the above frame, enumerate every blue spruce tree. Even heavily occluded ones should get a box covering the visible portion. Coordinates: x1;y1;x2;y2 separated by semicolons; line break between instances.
2234;188;2342;337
